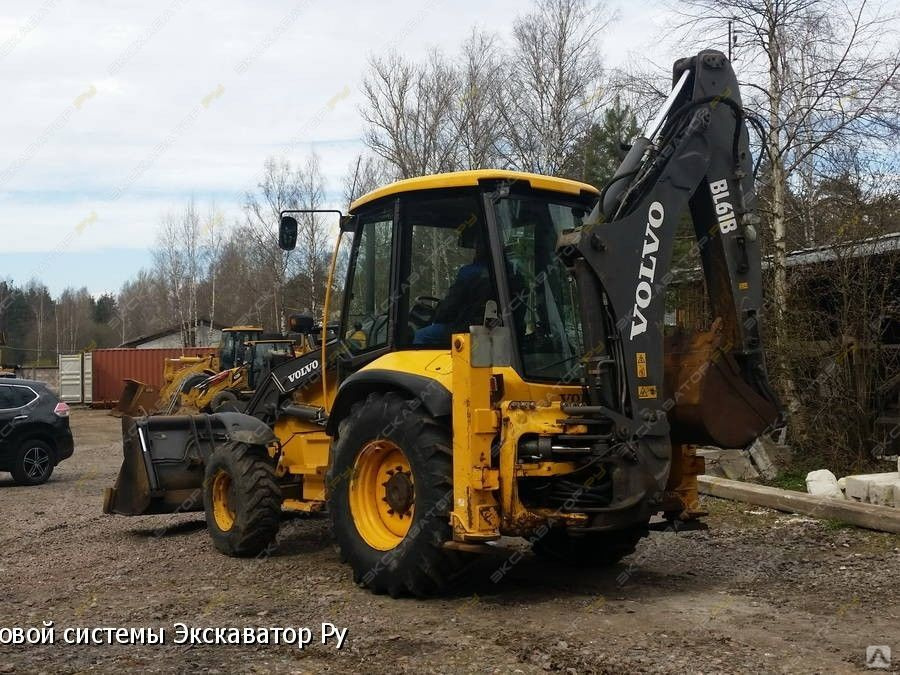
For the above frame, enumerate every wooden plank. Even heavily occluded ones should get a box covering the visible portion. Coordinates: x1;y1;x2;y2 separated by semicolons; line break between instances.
698;475;900;534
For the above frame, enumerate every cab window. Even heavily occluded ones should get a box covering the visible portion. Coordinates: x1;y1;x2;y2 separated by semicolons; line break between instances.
402;192;495;348
344;209;394;354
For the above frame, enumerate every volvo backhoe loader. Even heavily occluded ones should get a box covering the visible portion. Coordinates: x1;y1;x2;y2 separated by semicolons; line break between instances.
104;50;780;596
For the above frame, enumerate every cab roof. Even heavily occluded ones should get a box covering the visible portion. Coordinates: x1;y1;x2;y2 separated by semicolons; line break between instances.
349;169;599;212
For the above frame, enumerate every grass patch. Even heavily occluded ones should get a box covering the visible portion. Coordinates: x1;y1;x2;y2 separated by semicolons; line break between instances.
765;470;807;492
823;518;854;531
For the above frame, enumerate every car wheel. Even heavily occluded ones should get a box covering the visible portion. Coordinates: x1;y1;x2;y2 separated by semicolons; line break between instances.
11;440;55;486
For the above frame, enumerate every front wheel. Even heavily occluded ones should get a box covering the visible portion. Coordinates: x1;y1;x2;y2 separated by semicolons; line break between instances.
202;442;281;557
327;392;461;597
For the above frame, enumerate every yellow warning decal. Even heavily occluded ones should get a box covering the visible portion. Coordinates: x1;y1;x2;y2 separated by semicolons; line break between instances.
638;385;657;399
739;281;749;290
636;352;647;378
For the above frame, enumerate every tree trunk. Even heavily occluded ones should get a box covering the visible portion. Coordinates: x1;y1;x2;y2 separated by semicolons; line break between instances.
767;19;801;432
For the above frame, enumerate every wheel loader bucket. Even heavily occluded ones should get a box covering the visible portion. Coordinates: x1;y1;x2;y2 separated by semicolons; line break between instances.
103;416;205;516
112;379;159;417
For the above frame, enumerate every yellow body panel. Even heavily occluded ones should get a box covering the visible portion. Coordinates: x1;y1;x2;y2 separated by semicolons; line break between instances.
350;169;599;212
272;339;609;534
223;325;263;333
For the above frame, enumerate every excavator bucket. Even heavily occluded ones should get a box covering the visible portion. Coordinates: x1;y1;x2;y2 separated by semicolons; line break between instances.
102;416;205;515
665;320;780;448
112;379;159;417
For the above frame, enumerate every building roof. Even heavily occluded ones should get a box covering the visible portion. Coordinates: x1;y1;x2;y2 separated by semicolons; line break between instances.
672;230;900;282
350;170;600;211
119;318;225;348
783;231;900;267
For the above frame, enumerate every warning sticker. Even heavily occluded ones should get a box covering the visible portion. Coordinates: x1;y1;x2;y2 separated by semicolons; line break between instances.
636;352;647;378
638;385;657;399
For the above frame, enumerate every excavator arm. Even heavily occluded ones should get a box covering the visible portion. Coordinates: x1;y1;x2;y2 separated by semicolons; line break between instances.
559;50;780;523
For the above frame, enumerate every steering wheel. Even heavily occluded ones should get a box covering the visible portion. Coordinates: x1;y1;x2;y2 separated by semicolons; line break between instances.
409;295;442;328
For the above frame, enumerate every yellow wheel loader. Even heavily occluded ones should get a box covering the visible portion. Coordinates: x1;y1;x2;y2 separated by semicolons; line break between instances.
113;326;263;416
179;338;297;413
104;50;781;596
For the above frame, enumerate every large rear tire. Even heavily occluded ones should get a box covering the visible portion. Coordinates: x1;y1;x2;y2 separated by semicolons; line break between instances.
532;525;648;567
327;392;460;597
202;442;281;557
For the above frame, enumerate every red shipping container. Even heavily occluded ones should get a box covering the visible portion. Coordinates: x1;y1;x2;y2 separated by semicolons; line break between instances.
90;348;217;405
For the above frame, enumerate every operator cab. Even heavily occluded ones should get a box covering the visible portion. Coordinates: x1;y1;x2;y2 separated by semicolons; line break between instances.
312;171;598;383
242;339;296;390
219;326;263;371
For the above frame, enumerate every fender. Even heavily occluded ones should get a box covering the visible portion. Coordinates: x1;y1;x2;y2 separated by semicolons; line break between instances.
210;412;277;446
325;369;452;436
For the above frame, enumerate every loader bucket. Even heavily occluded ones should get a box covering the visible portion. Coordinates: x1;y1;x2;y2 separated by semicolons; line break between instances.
103;416;205;516
664;321;780;448
112;379;159;417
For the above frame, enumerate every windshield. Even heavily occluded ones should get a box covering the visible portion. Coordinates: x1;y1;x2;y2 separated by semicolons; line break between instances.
494;195;587;381
250;342;294;386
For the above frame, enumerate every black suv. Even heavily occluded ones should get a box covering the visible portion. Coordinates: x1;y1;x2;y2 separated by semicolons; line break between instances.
0;379;74;485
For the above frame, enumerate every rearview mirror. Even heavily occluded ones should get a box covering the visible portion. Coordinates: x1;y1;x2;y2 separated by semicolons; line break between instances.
288;313;315;334
279;216;298;250
339;214;358;233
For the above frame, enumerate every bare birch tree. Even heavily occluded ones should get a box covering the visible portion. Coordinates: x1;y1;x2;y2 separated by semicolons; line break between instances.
153;211;188;344
294;153;331;318
243;157;304;333
497;0;614;174
203;203;226;344
452;29;506;169
343;153;394;207
361;50;459;178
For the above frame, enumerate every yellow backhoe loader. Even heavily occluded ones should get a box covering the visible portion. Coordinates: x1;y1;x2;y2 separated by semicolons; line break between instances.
105;50;781;596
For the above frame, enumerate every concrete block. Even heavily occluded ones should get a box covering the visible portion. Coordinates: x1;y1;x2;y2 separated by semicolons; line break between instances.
748;438;778;480
696;447;726;477
869;481;898;507
717;449;760;481
806;469;844;499
751;436;794;472
843;472;900;507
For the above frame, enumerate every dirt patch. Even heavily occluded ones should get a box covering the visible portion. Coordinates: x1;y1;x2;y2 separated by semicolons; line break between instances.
0;409;897;673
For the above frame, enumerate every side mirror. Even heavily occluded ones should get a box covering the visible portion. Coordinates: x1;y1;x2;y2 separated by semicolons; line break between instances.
339;214;358;233
288;313;315;334
279;215;298;250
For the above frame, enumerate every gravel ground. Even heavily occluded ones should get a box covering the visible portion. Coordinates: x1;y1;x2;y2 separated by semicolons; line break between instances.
0;408;897;674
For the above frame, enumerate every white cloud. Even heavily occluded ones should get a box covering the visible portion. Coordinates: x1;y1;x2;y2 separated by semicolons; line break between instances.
0;0;680;261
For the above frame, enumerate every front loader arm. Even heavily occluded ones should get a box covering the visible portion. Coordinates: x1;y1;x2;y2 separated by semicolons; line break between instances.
561;50;780;463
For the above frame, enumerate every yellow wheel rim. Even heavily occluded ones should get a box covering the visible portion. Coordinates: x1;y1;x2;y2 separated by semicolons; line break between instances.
349;440;415;551
211;469;235;532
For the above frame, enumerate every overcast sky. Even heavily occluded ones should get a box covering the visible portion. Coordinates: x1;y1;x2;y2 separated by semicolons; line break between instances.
0;0;679;295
